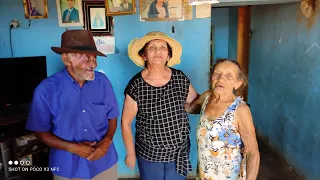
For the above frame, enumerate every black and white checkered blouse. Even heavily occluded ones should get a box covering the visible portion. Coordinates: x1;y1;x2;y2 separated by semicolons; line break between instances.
124;68;192;177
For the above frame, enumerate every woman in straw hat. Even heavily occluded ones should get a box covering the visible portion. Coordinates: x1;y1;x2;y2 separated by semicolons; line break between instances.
121;31;199;179
186;59;260;180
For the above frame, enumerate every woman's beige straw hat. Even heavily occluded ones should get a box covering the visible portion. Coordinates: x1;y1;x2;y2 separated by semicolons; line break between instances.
128;31;182;67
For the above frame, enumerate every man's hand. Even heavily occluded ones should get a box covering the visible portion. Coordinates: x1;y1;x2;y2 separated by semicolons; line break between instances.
68;142;95;158
81;141;96;146
87;139;112;161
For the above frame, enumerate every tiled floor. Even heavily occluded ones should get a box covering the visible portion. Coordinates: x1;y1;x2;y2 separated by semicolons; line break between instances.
121;139;301;180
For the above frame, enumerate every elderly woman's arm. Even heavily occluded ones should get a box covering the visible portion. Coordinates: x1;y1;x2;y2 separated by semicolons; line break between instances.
121;94;138;169
236;103;260;180
185;89;211;114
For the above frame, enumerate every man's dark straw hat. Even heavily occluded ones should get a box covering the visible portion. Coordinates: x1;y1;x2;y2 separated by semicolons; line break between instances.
51;30;105;57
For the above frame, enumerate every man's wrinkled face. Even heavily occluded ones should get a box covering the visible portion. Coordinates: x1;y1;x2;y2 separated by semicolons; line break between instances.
67;53;97;81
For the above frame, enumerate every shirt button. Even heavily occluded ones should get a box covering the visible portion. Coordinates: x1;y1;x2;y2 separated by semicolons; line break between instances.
82;110;86;112
84;129;87;132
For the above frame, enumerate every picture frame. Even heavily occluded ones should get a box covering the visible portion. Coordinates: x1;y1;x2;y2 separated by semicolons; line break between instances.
105;0;136;16
140;0;184;21
83;1;113;36
56;0;84;27
22;0;48;19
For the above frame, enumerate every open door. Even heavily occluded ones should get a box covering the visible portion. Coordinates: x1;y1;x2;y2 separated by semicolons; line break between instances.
209;26;215;89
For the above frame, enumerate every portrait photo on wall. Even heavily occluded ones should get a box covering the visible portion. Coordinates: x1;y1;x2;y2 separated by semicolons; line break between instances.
83;1;113;35
105;0;136;16
56;0;84;27
140;0;183;21
23;0;48;19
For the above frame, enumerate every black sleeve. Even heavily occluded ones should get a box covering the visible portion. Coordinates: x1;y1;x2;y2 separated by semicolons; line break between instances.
124;72;141;102
171;68;191;99
175;68;191;86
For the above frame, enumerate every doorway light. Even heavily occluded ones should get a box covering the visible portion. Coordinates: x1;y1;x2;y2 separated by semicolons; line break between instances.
188;0;219;6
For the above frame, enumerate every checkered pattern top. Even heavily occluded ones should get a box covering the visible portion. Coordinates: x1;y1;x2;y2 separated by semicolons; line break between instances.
124;68;192;177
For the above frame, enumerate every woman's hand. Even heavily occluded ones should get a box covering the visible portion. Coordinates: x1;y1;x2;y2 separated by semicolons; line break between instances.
125;154;136;169
185;88;211;114
158;8;166;18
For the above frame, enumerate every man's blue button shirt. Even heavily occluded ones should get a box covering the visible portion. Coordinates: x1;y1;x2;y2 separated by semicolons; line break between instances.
26;68;119;179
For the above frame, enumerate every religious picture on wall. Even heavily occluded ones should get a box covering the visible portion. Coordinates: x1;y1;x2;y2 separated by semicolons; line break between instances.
105;0;136;16
83;1;113;35
90;7;106;29
23;0;48;19
56;0;84;27
140;0;183;21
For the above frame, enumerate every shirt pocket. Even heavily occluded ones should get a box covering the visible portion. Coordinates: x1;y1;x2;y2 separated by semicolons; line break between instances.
89;103;109;128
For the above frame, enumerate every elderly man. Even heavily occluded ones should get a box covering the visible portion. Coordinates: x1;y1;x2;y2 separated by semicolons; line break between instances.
26;30;119;180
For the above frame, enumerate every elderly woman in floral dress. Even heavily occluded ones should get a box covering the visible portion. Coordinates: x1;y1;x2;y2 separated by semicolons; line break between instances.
186;59;260;180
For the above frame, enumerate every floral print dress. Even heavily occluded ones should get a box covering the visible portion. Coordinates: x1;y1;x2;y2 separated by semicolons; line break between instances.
197;96;246;180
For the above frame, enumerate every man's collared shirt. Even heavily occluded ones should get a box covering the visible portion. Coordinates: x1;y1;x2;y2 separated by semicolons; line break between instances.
26;68;119;179
68;7;75;13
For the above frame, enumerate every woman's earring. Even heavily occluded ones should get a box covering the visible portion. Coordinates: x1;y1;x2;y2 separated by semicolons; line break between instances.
233;87;237;95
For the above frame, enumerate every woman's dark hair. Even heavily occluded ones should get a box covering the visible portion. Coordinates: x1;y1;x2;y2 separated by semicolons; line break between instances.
210;58;248;93
138;41;173;67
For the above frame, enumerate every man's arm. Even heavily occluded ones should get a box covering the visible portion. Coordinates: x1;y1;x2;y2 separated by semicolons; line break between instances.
102;118;117;141
35;132;95;158
236;103;260;180
87;118;117;161
28;86;94;158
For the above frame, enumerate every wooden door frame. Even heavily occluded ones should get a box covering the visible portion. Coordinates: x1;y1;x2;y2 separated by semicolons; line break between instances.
237;6;251;101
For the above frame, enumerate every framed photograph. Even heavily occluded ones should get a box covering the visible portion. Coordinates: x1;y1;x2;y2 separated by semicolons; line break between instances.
140;0;183;21
105;0;136;16
56;0;84;27
83;1;113;35
23;0;48;19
